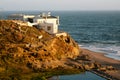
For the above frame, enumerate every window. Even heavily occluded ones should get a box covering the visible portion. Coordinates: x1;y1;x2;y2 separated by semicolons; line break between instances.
47;26;51;31
56;20;58;24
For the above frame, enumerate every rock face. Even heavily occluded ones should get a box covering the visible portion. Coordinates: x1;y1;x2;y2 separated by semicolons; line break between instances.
0;20;80;71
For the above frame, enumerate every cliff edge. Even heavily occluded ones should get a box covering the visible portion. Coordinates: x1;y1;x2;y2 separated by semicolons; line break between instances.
0;20;81;79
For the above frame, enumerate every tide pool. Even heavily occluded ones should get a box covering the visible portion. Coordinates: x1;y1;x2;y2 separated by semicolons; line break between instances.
49;71;106;80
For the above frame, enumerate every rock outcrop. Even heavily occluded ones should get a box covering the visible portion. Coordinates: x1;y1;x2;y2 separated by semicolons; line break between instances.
0;20;80;71
1;20;116;80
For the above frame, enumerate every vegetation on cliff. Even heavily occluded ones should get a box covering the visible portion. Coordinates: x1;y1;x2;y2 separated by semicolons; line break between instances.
0;20;81;79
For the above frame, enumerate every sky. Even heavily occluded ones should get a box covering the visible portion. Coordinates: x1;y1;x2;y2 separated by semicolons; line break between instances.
0;0;120;11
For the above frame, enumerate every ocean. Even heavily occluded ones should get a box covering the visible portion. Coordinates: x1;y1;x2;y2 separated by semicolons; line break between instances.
1;11;120;60
49;71;106;80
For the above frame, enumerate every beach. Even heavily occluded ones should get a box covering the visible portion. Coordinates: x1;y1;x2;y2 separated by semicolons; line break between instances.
81;48;120;79
48;48;120;80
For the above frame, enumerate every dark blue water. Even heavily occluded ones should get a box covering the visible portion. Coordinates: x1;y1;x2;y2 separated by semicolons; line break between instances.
57;11;120;60
1;11;120;60
49;71;106;80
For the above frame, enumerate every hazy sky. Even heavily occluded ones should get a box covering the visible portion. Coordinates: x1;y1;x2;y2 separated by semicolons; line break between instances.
0;0;120;11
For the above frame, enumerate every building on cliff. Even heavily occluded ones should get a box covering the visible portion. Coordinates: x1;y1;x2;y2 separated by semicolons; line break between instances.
8;12;60;34
34;12;60;34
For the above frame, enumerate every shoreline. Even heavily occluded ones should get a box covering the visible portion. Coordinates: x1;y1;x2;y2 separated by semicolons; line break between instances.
81;48;120;64
48;48;120;80
81;48;120;79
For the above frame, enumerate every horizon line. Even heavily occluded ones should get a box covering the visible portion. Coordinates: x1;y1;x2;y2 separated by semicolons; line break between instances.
1;10;120;12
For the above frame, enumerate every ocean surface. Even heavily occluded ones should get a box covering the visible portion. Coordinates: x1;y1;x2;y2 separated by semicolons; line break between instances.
0;11;120;60
49;71;106;80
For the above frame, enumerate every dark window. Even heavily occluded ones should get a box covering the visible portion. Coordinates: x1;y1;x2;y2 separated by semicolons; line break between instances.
27;18;33;23
47;26;51;31
56;20;58;24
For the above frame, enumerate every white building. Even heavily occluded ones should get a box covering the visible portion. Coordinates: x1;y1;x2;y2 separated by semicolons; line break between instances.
8;12;60;34
33;13;59;34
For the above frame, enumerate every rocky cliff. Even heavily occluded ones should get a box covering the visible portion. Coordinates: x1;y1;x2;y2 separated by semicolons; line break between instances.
0;20;81;79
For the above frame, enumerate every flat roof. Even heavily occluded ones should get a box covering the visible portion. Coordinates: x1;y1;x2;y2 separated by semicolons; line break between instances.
42;16;57;18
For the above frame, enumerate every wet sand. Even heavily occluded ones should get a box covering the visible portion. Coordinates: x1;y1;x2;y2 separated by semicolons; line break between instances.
81;48;120;79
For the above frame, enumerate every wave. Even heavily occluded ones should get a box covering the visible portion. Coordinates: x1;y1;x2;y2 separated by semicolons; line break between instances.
78;40;120;45
79;43;120;60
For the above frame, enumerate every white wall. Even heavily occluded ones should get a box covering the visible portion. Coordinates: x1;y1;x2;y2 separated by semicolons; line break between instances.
35;18;58;34
23;15;35;21
34;18;57;24
39;23;58;34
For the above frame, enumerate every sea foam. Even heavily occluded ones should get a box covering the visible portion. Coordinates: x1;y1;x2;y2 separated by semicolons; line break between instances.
79;43;120;60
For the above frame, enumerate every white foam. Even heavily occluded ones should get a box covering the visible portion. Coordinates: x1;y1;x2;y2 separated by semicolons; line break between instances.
80;43;120;60
116;51;120;56
79;44;83;47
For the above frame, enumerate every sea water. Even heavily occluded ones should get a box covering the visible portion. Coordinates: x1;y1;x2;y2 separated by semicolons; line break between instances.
57;11;120;60
49;71;106;80
1;11;120;60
